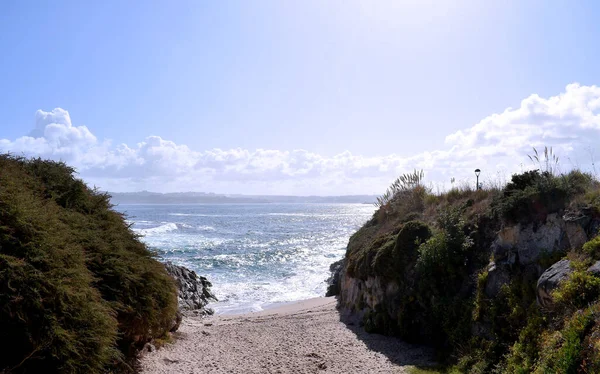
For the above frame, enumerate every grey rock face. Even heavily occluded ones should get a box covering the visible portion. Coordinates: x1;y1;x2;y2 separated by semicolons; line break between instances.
563;207;593;250
536;259;572;308
491;213;569;266
483;208;598;300
164;262;218;317
588;261;600;277
490;208;596;269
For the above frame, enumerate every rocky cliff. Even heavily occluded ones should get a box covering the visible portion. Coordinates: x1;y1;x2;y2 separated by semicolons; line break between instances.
164;262;217;319
330;169;600;372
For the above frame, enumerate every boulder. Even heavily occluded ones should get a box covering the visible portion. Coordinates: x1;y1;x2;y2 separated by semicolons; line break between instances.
326;259;345;296
588;261;600;277
164;262;218;316
484;262;511;298
536;259;572;308
170;310;182;332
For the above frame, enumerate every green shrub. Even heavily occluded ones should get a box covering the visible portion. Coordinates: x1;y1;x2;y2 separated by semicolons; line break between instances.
534;307;596;374
396;221;432;255
0;155;178;373
561;170;597;195
502;308;545;374
347;219;432;281
585;189;600;210
370;237;398;277
472;270;488;321
372;220;431;279
417;207;473;289
492;170;597;224
409;206;476;347
583;235;600;260
552;270;600;310
492;170;568;223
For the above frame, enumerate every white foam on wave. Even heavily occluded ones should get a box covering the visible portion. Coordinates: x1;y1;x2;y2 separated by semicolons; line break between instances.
198;225;216;231
168;213;244;217
121;203;377;315
134;222;178;235
267;213;358;217
206;243;347;315
144;236;232;256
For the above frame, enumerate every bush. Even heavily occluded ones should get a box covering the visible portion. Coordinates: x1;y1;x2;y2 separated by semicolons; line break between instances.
583;235;600;260
534;307;596;374
372;220;431;279
502;309;545;374
409;206;476;346
492;170;568;224
0;155;177;373
492;170;597;224
417;207;474;289
552;270;600;311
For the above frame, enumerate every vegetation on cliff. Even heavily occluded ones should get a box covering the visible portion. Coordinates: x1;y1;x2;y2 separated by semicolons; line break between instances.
0;155;178;373
338;159;600;373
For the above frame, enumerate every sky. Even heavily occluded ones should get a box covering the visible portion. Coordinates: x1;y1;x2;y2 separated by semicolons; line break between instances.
2;0;600;195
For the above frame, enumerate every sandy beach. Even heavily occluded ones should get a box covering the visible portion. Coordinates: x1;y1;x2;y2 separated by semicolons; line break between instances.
140;297;434;374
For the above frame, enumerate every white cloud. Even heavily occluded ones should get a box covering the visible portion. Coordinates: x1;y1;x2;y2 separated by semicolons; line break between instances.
2;83;600;195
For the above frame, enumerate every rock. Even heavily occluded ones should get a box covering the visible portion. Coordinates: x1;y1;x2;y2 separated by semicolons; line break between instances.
588;261;600;277
484;262;511;298
492;213;569;266
483;209;597;300
563;208;593;250
169;310;182;332
326;259;345;296
536;259;572;308
164;262;218;316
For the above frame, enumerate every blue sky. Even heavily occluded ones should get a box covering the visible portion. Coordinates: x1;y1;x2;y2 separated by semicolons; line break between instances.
2;1;600;194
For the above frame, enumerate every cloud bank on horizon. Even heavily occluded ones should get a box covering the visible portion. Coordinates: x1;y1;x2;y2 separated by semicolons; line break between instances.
2;83;600;195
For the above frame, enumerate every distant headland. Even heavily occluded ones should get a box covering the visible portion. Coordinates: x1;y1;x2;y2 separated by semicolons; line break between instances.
108;191;378;205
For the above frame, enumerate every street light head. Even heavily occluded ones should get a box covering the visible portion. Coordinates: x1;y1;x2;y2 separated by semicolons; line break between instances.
474;168;481;176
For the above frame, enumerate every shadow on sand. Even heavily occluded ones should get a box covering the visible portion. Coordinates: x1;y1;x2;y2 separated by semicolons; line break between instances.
335;300;439;371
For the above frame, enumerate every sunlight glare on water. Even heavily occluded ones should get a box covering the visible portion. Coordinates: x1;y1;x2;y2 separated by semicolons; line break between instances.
117;203;375;314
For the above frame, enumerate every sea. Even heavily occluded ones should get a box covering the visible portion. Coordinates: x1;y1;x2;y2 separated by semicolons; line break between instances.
115;203;375;314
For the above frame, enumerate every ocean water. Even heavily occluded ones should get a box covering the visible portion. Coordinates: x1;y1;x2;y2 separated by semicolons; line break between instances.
115;203;375;314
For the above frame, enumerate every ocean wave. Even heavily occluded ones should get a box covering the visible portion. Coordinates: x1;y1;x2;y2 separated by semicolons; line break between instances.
267;213;359;217
168;213;244;217
117;203;375;315
198;225;216;231
134;222;178;235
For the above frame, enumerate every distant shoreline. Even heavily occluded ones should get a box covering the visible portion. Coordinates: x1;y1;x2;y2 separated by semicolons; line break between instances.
114;201;374;205
109;191;377;205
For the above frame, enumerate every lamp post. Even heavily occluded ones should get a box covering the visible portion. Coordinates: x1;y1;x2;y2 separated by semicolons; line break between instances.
474;169;481;190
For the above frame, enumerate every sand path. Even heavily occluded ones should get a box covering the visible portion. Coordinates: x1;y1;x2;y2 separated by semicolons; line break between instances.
140;297;434;374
